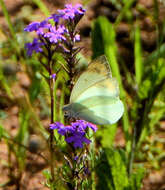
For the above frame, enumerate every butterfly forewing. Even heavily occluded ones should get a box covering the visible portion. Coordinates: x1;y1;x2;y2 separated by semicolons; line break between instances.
70;55;112;103
87;55;112;77
73;77;119;102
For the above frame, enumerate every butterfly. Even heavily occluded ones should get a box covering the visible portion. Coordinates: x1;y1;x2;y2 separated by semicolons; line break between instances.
63;55;124;125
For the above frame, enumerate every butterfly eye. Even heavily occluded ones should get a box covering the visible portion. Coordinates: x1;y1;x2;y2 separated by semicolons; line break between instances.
64;111;69;117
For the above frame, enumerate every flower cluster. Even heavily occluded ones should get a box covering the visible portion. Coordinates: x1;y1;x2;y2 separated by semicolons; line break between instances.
24;4;85;56
57;4;85;23
50;120;97;148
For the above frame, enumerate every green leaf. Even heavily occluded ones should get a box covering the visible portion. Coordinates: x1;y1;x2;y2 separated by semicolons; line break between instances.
0;64;13;99
96;124;117;147
95;150;115;190
150;101;165;131
0;124;10;140
114;0;135;26
14;109;30;171
0;125;3;140
15;110;29;145
129;167;145;190
144;44;165;66
135;58;165;146
91;19;104;58
29;77;42;102
43;169;52;181
108;0;122;10
105;148;129;190
138;79;152;100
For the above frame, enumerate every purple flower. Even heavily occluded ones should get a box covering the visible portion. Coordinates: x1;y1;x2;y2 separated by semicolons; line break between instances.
74;156;79;161
50;120;97;148
51;73;56;79
44;25;67;44
40;20;48;28
71;120;98;132
24;22;40;32
50;14;63;23
66;132;91;148
87;122;98;132
36;28;44;35
84;167;90;175
73;4;86;15
50;122;64;130
24;20;50;35
25;38;44;56
57;4;85;20
37;23;51;36
74;34;80;42
50;122;70;135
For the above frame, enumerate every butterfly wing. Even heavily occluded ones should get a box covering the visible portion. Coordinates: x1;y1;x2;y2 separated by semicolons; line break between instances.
74;77;119;102
63;55;124;125
77;100;124;125
63;77;123;125
64;96;124;125
70;55;112;103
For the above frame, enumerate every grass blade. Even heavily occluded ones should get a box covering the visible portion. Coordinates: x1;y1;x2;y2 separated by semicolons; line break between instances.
134;23;143;86
0;0;17;42
32;0;50;17
114;0;135;26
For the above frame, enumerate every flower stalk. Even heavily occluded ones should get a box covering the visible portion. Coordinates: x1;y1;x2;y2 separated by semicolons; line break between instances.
48;64;55;182
24;3;96;188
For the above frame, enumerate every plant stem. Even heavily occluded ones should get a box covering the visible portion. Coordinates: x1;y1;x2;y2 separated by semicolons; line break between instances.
66;28;76;91
48;51;55;182
49;80;55;182
65;27;78;190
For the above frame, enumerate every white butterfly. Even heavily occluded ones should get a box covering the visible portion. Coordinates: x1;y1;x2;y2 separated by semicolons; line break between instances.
63;55;124;125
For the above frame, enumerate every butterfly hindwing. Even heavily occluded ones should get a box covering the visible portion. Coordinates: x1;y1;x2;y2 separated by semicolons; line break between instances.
72;96;124;125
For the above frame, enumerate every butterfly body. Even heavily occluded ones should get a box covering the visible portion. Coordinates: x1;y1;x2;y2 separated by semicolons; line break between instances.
63;55;124;125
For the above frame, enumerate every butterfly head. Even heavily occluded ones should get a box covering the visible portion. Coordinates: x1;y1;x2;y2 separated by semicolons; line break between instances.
63;104;74;118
